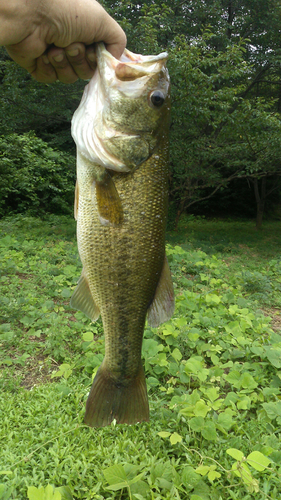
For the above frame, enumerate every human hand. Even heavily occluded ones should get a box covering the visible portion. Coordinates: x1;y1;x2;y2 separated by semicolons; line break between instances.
1;0;126;83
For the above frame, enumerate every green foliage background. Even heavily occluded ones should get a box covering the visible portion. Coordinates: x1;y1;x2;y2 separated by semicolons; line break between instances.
1;0;281;221
1;216;281;499
0;133;75;217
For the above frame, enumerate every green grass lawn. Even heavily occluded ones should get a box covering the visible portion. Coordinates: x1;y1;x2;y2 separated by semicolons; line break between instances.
0;214;281;500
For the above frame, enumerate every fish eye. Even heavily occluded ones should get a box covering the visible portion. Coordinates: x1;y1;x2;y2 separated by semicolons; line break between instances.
150;90;165;107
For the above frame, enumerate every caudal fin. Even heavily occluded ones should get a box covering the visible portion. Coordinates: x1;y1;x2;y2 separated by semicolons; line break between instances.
84;363;149;427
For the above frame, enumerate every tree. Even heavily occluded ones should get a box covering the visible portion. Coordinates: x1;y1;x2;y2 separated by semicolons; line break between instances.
0;48;84;152
1;0;281;224
102;0;281;227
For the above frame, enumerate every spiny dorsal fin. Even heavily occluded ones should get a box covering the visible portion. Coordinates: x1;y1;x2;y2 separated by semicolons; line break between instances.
147;255;175;328
70;271;100;321
74;180;79;221
93;170;124;226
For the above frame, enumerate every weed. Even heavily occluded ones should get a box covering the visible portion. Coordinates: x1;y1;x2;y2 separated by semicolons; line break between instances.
0;215;281;499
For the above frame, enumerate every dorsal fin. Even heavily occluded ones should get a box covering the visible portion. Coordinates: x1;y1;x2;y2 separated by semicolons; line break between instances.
147;255;174;328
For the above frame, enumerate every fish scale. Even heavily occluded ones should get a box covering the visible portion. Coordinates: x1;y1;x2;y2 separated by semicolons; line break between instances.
80;144;168;374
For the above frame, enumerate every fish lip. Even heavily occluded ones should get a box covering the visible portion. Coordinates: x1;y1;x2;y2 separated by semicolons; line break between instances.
97;42;168;68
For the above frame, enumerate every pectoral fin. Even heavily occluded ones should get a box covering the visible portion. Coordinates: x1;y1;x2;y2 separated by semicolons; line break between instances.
70;271;100;321
147;255;175;328
94;170;123;226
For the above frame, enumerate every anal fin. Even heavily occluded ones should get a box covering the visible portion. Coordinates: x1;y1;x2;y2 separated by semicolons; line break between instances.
70;271;100;321
84;362;149;427
94;170;124;226
147;255;175;328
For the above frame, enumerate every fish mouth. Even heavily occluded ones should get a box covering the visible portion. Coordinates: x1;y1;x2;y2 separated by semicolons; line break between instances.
96;43;169;94
97;42;168;73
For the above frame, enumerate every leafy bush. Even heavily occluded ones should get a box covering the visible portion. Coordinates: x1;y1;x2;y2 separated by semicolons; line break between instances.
0;133;76;217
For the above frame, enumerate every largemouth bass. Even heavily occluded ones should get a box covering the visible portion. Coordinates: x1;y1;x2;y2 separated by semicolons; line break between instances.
71;43;174;427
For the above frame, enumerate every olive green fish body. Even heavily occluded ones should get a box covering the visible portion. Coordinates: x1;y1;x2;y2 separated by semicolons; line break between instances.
71;44;174;427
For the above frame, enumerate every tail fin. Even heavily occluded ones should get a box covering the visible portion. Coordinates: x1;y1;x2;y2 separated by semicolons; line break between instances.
84;363;149;427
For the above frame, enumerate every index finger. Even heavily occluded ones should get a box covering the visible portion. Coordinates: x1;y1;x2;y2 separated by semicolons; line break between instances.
94;11;126;59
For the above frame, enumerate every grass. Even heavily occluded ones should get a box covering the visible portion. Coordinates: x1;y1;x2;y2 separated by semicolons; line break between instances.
0;214;281;500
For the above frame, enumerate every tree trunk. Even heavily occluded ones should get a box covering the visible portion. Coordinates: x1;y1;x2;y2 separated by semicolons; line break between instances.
227;0;235;39
254;177;267;230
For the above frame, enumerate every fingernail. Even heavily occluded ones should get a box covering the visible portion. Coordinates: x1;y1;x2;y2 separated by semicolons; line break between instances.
54;54;64;62
42;55;50;64
66;48;79;57
87;52;96;62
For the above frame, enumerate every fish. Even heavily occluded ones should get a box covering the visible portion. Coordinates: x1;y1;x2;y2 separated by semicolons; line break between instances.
70;43;174;427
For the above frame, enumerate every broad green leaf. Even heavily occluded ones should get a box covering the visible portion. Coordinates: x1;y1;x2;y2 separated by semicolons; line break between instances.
201;422;217;441
157;478;173;490
246;451;271;471
225;321;241;335
205;294;221;304
82;332;94;342
45;485;55;500
155;352;168;367
123;464;140;479
226;448;245;461
158;431;171;438
239;372;258;391
264;347;281;368
147;376;160;387
131;479;150;498
127;473;145;486
185;356;203;374
225;370;241;387
189;416;205;432
262;401;281;420
106;482;128;491
208;469;221;482
103;464;127;485
195;465;210;476
0;472;12;476
181;466;200;488
188;332;200;342
172;348;182;361
27;487;45;500
170;432;182;445
190;496;204;500
237;396;251;410
217;412;233;430
197;368;209;382
194;400;210;418
204;387;219;402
